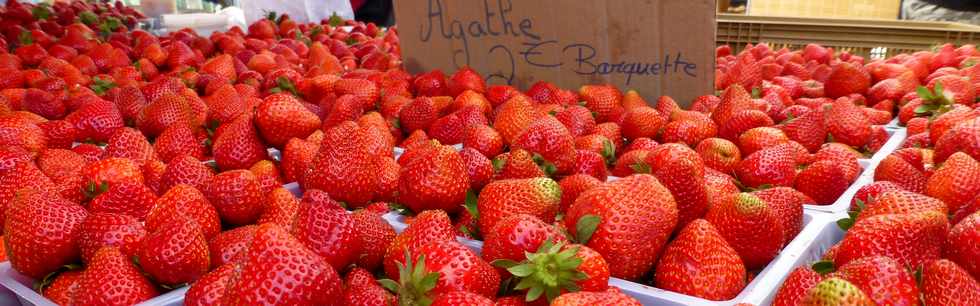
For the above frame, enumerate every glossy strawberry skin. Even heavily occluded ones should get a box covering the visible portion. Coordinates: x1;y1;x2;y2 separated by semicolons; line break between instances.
73;247;159;306
398;144;469;214
78;212;146;264
203;170;264;225
292;190;361;271
4;189;87;279
654;219;746;301
137;216;210;285
772;267;823;306
304;121;378;207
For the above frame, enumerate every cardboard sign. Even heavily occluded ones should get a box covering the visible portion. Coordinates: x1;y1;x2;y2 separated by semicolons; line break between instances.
393;0;716;106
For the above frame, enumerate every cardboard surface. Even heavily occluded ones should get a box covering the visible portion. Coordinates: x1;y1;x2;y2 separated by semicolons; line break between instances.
393;0;716;106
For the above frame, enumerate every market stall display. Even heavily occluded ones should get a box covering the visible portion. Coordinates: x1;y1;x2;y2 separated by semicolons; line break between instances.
0;0;973;305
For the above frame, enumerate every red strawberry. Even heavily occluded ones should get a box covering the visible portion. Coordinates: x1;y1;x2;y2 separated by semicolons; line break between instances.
78;212;145;264
725;51;763;90
795;159;851;205
399;96;438;133
351;208;396;271
712;84;753;125
37;120;77;149
573;150;608;180
73;247;159;305
249;160;282;193
384;239;499;299
482;211;562;261
40;269;83;306
103;127;156;163
373;156;400;203
304;121;377;206
655;219;745;301
184;262;238;306
430;291;494;306
555;105;597;137
736;144;798;188
281;137;318;185
551;288;641;306
497;241;609;303
738;126;789;156
137;93;194;137
399;144;469;213
222;223;343;305
800;277;874;306
494;95;538;144
825;62;871;98
558;174;601;213
564;174;678;280
137;216;210;285
660;116;718;147
449;67;486;96
460;147;493;190
831;256;920;305
383;210;456;281
147;184;221;240
752;187;808;243
477;178;561;234
205;83;249;124
254;93;321;147
705;193;784;269
212;114;268;171
851;181;906;210
696;137;742;174
343;268;396;306
207;225;257;268
719;110;774;141
413;70;449;96
935;117;980;163
643;145;708;228
159;155;214;192
203;170;264;225
5;189;87;278
292;190;361;271
825;100;873;147
946;211;980;279
834;211;948;268
772;267;823;306
256;187;299;228
874;153;929;193
155;124;206;163
89;181;158;220
64;99;125;142
925;152;980;212
512;116;577;175
620;107;665;140
922;259;980;306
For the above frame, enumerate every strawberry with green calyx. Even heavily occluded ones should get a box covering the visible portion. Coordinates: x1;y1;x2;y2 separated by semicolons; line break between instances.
268;76;300;96
88;76;116;96
328;12;345;27
378;252;440;306
913;83;954;118
493;240;608;303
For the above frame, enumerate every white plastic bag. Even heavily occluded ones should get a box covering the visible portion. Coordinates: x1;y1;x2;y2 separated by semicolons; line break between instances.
238;0;354;25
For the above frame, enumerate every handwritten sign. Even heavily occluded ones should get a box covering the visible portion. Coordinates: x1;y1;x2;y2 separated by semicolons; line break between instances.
393;0;716;106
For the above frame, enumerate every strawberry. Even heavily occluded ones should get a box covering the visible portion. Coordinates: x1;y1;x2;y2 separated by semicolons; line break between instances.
184;262;238;306
725;51;763;90
5;189;86;279
460;147;492;190
831;256;920;305
927;74;976;105
551;288;641;306
73;247;159;305
825;62;871;98
77;212;145;265
928;105;977;148
203;169;264;225
248;160;282;193
254;93;321;147
344;268;397;306
719;110;774;141
945;211;980;279
825;100;873;147
512;116;577;174
493;95;537;144
398;96;438;133
137;92;194;137
706;193;784;269
154;124;206;163
413;70;449;97
851;181;906;210
399;144;469;213
205;83;249;124
772;267;823;306
620;107;665;140
281;137;317;184
696;137;742;174
690;95;722;114
137;216;210;285
147;184;221;240
383;210;456;281
752;187;808;243
738;126;790;156
207;225;257;268
800;277;874;305
212;114;268;171
37;120;78;149
660;116;718;146
643;145;708;228
40;269;83;306
303;121;377;206
292;189;361;271
564;174;678;280
201;54;237;82
654;218;745;300
448;67;486;96
780;108;826;153
795;159;850;205
381;239;499;300
496;241;609;303
482;214;567;263
22;88;65;119
351;208;396;271
159;154;214;192
922;259;980;306
834;211;948;268
222;223;343;305
925;152;980;212
935;117;980;163
874;153;929;193
0;117;48;153
430;291;494;305
736;144;798;188
573;150;608;180
578;85;621;123
558;174;601;214
103;127;156;163
555;105;597;137
712;84;754;125
88;181;158;220
477;178;561;235
372;156;400;203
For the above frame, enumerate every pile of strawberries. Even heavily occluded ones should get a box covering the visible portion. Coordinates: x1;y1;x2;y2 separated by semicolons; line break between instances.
0;0;975;305
768;46;980;304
